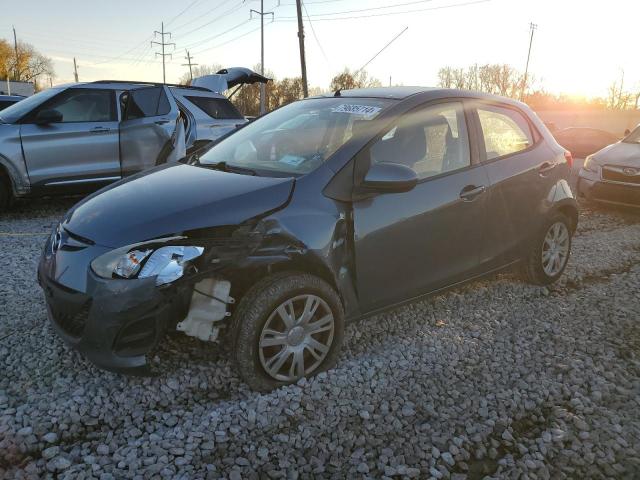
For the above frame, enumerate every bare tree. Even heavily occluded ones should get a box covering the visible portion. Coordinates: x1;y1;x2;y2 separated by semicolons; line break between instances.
178;63;223;85
329;68;381;92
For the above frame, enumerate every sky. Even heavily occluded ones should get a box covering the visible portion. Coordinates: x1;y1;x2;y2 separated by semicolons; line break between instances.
1;0;638;98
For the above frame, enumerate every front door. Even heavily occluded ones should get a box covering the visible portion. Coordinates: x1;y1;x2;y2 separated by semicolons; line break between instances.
352;101;490;313
21;88;120;192
119;85;181;176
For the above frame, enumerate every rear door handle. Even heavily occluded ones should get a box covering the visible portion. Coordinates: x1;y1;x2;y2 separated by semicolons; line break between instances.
538;161;557;175
155;119;170;125
459;185;486;201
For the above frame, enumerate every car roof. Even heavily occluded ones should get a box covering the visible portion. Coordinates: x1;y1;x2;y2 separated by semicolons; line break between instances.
64;81;212;93
315;86;531;108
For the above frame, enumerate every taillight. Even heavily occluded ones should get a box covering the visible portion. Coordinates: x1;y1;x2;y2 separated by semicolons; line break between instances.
564;151;573;168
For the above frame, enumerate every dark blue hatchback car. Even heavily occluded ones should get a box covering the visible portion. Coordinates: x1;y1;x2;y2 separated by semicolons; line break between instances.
39;87;578;390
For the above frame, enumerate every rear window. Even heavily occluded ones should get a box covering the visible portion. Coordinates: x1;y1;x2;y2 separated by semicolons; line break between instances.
186;96;243;120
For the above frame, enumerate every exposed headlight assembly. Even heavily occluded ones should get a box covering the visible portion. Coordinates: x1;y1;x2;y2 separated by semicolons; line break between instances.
92;241;204;286
583;155;599;173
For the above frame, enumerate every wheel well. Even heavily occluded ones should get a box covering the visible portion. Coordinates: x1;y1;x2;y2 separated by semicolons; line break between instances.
225;258;342;310
0;164;13;199
557;204;579;232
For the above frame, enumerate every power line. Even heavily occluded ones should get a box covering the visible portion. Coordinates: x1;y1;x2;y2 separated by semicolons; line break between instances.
180;19;251;51
279;0;436;19
190;23;265;56
171;0;237;32
165;0;203;27
152;22;175;83
302;0;330;66
275;0;491;22
173;1;244;38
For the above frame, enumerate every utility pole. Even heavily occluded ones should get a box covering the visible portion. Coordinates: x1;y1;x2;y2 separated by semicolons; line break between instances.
521;22;537;101
152;22;175;84
73;57;79;82
295;0;308;98
182;50;198;83
12;26;19;82
250;1;273;114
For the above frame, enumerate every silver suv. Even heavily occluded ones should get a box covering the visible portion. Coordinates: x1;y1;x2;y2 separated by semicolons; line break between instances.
0;68;268;210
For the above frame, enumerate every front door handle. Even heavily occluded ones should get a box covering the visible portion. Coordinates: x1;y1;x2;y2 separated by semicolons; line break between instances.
90;127;111;134
459;185;486;201
538;161;557;176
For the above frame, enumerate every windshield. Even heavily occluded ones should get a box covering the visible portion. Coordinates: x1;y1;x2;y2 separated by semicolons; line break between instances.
622;125;640;144
0;88;63;123
198;97;394;175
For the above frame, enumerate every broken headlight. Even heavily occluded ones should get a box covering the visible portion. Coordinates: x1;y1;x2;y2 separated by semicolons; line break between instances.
92;245;204;286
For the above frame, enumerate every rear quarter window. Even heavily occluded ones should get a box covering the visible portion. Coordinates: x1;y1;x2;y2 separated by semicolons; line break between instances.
477;105;534;160
186;96;243;120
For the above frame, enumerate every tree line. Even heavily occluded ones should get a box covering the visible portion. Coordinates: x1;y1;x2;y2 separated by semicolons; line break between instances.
0;39;54;90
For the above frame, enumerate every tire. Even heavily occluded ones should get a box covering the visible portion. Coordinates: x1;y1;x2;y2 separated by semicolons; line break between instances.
230;272;344;392
0;176;11;212
521;212;573;286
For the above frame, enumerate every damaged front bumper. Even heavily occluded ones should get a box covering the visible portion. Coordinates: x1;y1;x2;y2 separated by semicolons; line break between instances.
38;248;190;374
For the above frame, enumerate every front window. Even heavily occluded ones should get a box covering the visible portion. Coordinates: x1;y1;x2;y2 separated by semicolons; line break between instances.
623;126;640;144
0;88;62;123
370;101;471;180
198;97;394;175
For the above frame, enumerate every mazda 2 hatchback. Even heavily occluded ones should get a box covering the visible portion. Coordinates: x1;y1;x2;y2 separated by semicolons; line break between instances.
39;87;578;391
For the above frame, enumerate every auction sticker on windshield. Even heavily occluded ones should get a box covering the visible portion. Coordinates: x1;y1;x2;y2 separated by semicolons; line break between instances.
331;104;382;118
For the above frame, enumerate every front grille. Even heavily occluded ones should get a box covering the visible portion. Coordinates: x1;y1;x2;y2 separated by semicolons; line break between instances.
50;300;91;338
602;166;640;185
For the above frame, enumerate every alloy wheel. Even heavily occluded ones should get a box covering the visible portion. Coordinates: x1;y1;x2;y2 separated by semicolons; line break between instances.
258;294;335;382
541;221;570;277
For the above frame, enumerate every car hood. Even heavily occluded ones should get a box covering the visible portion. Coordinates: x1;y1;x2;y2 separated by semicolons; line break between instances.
591;142;640;167
62;163;294;248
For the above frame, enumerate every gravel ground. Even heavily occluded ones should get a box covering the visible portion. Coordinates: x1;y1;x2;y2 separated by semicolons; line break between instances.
1;197;639;480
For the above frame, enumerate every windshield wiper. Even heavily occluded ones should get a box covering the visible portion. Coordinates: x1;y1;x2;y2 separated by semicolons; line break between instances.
206;161;257;176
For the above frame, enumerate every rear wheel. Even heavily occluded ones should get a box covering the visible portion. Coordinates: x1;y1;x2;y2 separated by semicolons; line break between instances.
521;212;572;286
231;272;344;391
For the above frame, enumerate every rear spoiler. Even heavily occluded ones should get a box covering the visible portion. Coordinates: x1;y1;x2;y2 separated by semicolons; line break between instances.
192;67;270;93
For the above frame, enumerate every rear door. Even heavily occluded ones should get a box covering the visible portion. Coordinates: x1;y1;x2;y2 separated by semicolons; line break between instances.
471;102;555;266
119;85;180;176
352;100;490;313
20;88;120;191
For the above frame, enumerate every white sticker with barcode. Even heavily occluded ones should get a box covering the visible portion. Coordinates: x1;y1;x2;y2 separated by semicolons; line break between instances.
331;104;382;117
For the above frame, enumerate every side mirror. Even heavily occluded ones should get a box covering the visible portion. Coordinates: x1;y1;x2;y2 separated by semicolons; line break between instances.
362;162;418;193
35;109;63;125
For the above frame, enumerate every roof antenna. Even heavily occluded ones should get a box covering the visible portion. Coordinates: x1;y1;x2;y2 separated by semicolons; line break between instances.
334;89;341;97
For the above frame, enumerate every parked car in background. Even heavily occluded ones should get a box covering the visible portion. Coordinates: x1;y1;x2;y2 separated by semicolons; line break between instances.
0;68;268;210
38;87;578;391
578;124;640;207
554;127;619;158
0;94;25;111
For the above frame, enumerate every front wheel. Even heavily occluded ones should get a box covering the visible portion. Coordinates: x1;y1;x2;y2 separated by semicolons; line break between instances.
231;272;344;391
521;212;573;286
